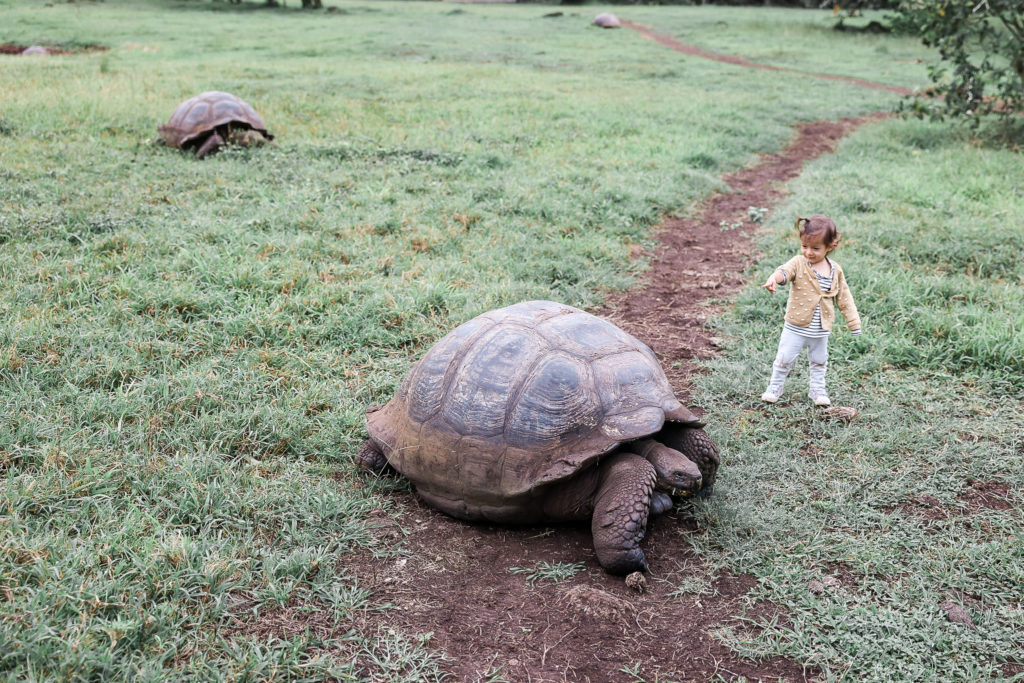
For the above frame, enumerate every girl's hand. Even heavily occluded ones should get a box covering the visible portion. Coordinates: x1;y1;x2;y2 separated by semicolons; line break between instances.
763;275;778;293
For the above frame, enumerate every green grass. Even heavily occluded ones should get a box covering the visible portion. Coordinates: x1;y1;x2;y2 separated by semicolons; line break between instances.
2;0;1021;680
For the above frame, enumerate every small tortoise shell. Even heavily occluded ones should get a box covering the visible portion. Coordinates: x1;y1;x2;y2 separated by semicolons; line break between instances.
158;91;272;150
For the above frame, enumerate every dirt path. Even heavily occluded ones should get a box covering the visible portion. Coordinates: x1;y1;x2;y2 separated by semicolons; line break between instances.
0;43;106;55
243;24;900;682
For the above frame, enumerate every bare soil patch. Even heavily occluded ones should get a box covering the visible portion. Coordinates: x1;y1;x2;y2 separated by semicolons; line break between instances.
0;43;106;55
331;493;806;682
959;479;1014;512
888;479;1014;525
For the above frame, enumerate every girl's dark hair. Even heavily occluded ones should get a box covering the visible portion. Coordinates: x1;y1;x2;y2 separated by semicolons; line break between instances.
795;214;840;249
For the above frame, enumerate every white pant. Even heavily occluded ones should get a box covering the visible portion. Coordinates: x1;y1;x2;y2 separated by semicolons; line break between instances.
766;327;829;397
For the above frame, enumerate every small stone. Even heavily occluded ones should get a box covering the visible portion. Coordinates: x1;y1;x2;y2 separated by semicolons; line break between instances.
940;601;975;628
808;576;840;594
821;406;859;422
21;46;50;56
593;13;621;28
625;571;647;593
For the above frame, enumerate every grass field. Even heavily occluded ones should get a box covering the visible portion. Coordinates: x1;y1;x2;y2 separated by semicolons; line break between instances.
1;0;1022;680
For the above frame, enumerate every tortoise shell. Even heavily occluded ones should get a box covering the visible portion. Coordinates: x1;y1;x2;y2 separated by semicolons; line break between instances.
158;91;272;150
365;300;701;510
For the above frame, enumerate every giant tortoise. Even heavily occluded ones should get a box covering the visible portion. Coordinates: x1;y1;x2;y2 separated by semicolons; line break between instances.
357;300;719;574
158;91;273;159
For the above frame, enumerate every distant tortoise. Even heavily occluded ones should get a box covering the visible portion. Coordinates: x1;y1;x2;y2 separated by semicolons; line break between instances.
593;13;621;28
357;300;719;575
158;91;273;159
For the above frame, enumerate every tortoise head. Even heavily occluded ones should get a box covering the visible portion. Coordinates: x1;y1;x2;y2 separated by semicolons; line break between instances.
225;126;268;148
634;439;702;497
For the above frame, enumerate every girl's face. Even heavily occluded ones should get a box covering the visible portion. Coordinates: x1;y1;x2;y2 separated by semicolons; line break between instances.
800;233;832;265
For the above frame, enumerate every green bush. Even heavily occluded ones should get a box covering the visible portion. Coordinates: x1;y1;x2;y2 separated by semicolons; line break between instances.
893;0;1024;129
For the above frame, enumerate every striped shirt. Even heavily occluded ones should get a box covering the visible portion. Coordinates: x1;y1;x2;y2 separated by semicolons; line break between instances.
783;265;832;338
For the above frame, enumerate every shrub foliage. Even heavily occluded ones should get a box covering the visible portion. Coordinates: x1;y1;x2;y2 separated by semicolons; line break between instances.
893;0;1024;126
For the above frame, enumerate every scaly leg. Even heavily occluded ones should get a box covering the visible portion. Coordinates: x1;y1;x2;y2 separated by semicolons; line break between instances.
591;452;656;574
195;132;225;159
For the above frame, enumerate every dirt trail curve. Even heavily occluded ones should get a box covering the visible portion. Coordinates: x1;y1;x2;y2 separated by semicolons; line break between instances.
247;24;909;682
621;19;914;95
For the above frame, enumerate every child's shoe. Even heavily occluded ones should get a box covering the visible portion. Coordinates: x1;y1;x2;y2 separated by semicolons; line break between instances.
761;390;781;404
809;392;831;407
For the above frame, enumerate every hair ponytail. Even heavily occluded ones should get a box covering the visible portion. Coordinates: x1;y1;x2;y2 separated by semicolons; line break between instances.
796;214;840;249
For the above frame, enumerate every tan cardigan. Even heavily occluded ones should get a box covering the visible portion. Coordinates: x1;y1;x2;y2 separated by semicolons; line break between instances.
777;255;861;333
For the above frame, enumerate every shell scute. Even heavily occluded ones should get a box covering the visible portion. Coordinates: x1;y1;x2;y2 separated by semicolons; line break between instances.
591;351;679;417
506;352;601;450
403;315;494;423
600;407;667;441
535;313;636;360
486;300;572;328
441;325;547;437
461;436;508;491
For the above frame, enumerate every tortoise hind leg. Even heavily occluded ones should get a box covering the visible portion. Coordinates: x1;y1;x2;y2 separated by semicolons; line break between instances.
355;438;396;476
591;452;657;574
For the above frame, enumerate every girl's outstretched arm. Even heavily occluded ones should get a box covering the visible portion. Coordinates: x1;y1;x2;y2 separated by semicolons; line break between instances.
763;270;785;293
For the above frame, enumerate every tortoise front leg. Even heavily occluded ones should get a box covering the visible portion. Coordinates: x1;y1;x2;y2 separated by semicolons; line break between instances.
591;452;657;574
650;492;674;516
195;131;225;159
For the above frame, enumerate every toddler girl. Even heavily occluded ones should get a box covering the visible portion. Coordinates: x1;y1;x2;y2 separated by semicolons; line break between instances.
761;214;861;406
